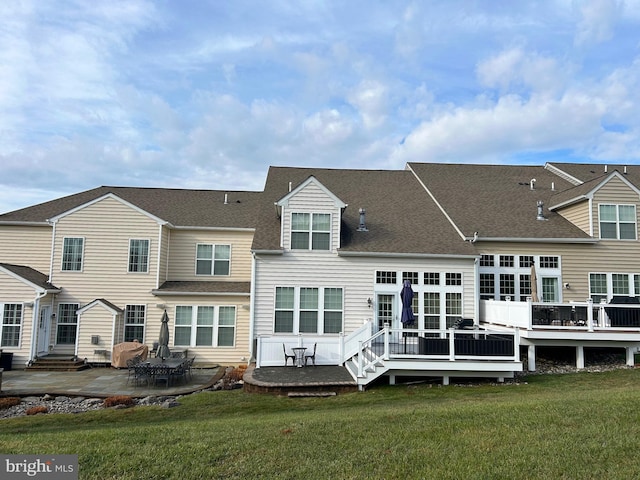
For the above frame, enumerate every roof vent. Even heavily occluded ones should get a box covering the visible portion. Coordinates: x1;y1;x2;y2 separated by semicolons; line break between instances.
605;165;608;173
530;179;536;190
357;208;368;232
551;182;555;192
224;193;229;205
624;165;628;174
537;201;547;221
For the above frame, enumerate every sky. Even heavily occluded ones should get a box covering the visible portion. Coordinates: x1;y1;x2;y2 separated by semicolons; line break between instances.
2;0;640;214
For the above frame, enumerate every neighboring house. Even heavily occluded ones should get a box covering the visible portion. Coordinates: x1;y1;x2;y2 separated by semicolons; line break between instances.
0;187;261;369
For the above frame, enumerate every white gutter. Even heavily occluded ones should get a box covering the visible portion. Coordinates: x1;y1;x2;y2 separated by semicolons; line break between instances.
472;237;598;244
171;226;255;232
338;251;479;259
249;252;257;363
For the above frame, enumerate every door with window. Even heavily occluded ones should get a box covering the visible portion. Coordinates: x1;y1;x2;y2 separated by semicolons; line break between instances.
37;306;51;356
376;294;399;342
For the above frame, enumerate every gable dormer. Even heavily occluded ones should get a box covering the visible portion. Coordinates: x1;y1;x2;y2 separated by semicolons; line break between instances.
550;170;640;239
275;176;347;253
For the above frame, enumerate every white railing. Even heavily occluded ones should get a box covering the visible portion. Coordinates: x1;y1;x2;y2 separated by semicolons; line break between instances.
340;320;375;362
481;298;640;332
255;334;341;367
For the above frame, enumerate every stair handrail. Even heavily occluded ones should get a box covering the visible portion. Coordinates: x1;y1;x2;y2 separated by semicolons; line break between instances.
341;320;374;362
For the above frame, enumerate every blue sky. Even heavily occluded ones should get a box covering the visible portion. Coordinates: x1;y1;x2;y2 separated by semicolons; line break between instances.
2;0;640;213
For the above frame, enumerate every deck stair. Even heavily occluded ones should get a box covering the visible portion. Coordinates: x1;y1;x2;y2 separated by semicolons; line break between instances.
26;355;90;372
344;346;389;388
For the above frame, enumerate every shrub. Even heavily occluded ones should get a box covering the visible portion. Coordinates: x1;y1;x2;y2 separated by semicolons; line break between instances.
103;395;134;408
0;397;21;410
26;406;48;415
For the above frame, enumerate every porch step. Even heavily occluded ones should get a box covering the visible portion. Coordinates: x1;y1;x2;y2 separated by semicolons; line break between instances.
27;355;90;372
288;391;337;398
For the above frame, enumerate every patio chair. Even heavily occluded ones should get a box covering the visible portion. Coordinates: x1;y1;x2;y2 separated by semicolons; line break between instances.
283;344;295;366
133;363;152;387
170;361;187;385
153;364;172;388
125;355;142;385
304;343;317;366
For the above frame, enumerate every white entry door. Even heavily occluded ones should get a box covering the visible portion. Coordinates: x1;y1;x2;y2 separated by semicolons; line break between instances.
37;306;51;356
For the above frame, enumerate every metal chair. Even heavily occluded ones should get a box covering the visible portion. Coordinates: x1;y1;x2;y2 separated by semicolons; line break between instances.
153;364;172;388
283;344;295;366
304;343;317;366
133;363;152;387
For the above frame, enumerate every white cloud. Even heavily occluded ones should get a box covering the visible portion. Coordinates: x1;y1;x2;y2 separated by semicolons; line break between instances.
574;0;621;46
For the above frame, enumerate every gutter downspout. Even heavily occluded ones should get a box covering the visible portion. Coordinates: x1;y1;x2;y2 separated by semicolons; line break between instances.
28;290;48;363
249;252;257;365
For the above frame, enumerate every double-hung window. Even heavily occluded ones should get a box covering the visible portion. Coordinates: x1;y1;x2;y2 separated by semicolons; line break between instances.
128;239;150;273
56;303;79;344
291;213;330;250
196;244;231;276
124;305;146;342
274;286;343;334
62;237;84;271
174;305;236;347
599;204;637;240
1;304;22;347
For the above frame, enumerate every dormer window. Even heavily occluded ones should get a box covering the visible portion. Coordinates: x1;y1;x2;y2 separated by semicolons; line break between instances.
599;204;636;240
291;213;330;250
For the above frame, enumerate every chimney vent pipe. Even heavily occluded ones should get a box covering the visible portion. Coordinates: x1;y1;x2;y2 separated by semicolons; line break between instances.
357;208;368;232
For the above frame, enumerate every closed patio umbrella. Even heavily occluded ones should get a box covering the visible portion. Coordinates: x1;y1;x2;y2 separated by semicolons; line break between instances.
530;262;539;303
401;280;415;353
156;310;171;360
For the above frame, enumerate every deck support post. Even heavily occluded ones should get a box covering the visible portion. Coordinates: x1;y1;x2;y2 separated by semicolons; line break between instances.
626;347;635;367
527;345;536;371
442;375;449;386
389;374;396;385
576;345;585;369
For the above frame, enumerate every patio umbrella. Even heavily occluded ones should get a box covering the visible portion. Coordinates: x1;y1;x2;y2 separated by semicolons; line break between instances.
401;280;415;354
530;262;539;302
401;280;415;326
156;310;171;360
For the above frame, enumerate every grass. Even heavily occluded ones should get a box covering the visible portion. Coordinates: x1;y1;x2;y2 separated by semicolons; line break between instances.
2;369;640;479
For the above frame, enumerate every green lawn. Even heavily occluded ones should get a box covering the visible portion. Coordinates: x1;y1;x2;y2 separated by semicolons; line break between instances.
2;370;640;479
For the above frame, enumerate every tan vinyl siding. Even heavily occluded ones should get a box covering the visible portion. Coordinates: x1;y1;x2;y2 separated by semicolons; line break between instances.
0;225;52;273
475;241;640;304
50;197;160;299
281;182;342;252
77;306;115;363
150;295;250;366
0;272;37;364
158;226;171;285
253;253;476;337
167;229;253;281
592;176;640;238
557;200;591;235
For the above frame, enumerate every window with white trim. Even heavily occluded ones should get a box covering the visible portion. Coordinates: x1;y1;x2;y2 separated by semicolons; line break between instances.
124;305;146;342
56;303;79;344
291;213;330;250
599;204;637;240
479;254;562;301
174;305;236;347
62;237;84;271
274;286;343;334
128;239;150;273
590;272;640;302
196;244;231;276
1;304;22;347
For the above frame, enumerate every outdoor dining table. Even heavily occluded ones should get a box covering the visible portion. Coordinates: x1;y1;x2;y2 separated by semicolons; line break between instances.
144;357;188;386
292;347;307;368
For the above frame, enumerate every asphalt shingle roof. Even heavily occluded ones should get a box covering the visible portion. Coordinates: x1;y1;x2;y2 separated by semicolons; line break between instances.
155;281;251;294
0;263;59;290
407;163;592;240
0;187;262;229
252;166;476;256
